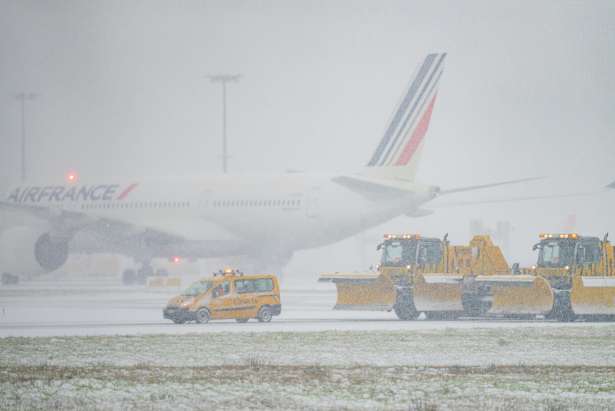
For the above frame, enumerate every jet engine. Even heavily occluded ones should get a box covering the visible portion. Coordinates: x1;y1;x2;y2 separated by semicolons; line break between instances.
0;226;69;276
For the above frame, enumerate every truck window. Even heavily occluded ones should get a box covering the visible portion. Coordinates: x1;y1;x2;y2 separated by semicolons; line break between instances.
419;241;443;265
577;242;601;265
538;240;574;267
381;240;418;266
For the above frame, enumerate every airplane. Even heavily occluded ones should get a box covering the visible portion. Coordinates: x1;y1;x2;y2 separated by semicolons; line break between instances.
0;53;535;285
608;181;615;189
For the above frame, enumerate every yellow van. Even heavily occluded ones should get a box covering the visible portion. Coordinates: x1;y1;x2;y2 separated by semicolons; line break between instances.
163;268;281;324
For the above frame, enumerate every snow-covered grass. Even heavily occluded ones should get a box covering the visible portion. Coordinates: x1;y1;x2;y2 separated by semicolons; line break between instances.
2;326;615;410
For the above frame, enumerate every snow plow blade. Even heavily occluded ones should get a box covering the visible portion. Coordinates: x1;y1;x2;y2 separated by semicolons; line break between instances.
413;274;464;312
318;272;396;311
571;276;615;316
475;275;554;315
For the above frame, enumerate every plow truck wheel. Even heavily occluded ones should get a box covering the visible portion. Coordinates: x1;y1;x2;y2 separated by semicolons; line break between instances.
394;291;418;320
462;293;490;318
257;307;273;323
172;318;186;324
195;308;210;324
551;291;576;322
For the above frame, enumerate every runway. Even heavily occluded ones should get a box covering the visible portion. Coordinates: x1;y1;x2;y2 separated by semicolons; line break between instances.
1;278;613;337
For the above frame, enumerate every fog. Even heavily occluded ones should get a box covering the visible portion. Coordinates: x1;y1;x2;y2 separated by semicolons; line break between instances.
1;0;614;278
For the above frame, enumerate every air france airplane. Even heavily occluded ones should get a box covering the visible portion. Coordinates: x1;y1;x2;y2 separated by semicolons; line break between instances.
0;53;530;284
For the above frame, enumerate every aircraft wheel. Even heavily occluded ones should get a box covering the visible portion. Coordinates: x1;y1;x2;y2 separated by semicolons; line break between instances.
136;264;154;285
1;273;19;286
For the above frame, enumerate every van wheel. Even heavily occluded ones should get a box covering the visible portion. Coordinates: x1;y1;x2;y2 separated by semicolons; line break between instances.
236;318;249;323
257;307;273;323
195;308;210;324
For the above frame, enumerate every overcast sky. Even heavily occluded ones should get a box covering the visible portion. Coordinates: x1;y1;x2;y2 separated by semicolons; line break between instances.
1;0;614;276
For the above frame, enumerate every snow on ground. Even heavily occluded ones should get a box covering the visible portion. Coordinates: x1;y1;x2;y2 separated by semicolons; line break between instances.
2;278;615;409
2;329;615;410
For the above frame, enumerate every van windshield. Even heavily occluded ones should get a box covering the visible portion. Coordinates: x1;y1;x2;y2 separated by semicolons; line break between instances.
181;281;212;296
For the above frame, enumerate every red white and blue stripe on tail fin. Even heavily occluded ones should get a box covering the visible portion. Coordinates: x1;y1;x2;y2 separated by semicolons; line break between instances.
367;53;446;173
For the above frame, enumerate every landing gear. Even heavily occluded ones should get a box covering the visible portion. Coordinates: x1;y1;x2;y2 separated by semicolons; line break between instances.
136;264;154;285
1;273;19;286
122;269;136;285
121;263;154;286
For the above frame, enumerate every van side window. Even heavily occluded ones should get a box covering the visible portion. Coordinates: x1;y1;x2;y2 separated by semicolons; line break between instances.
212;281;231;298
254;278;273;292
235;280;255;294
234;278;274;293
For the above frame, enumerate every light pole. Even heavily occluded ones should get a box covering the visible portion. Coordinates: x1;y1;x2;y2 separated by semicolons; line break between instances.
15;92;37;183
207;74;241;174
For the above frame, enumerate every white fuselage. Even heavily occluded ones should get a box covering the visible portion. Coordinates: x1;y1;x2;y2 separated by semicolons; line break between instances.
1;173;435;262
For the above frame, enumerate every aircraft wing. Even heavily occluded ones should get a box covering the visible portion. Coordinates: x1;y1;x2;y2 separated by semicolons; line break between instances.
331;175;417;200
332;175;542;202
428;191;598;208
0;199;185;241
1;199;250;258
437;177;544;195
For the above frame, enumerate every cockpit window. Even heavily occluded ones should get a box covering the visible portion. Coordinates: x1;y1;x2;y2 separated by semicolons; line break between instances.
181;281;212;296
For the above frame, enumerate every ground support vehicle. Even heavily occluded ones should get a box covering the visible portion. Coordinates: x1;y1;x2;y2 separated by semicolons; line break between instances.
319;234;538;320
163;268;281;324
320;233;615;321
521;233;615;321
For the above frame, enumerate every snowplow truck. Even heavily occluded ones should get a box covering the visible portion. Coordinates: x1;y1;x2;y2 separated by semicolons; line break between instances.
520;233;615;321
319;234;544;320
319;233;615;321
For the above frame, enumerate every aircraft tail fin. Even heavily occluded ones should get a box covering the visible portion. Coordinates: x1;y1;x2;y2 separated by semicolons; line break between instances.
363;53;446;181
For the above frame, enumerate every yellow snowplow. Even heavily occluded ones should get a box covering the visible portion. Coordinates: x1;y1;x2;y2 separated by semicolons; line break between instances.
319;234;555;320
524;233;615;321
320;232;615;321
